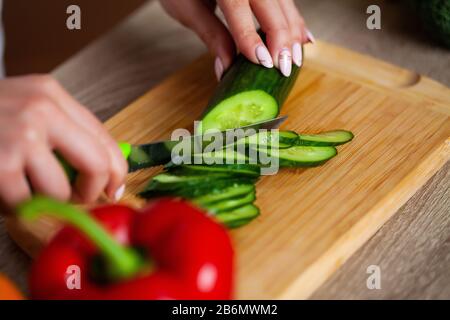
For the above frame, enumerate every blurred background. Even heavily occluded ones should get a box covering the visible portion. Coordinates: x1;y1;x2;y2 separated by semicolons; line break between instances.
3;0;449;86
4;0;147;75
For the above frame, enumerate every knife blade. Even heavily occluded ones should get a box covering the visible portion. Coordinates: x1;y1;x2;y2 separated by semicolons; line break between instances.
125;116;288;172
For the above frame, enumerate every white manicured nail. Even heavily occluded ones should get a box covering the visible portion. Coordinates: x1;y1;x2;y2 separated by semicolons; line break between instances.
255;45;274;68
279;48;292;77
214;57;224;81
292;42;303;67
114;184;125;202
306;29;316;44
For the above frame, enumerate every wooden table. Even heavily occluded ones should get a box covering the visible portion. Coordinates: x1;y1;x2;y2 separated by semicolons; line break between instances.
0;0;448;298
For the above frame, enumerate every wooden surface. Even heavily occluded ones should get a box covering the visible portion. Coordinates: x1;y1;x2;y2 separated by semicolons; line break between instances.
312;162;450;299
1;0;449;298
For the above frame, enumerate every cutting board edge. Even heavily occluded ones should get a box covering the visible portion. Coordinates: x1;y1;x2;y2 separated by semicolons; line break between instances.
276;139;450;299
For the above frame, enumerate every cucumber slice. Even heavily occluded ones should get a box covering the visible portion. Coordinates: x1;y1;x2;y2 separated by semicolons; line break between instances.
297;130;354;146
193;184;255;206
203;192;256;214
166;163;261;177
278;146;337;167
215;204;260;229
278;131;300;145
255;145;337;167
200;91;279;132
153;173;229;184
140;178;257;199
193;149;251;165
141;173;241;195
237;130;299;149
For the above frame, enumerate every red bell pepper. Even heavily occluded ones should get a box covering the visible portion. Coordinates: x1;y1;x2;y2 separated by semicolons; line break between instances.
18;197;234;300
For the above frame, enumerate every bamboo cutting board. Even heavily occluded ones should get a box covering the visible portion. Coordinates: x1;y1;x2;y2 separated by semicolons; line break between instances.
6;41;450;299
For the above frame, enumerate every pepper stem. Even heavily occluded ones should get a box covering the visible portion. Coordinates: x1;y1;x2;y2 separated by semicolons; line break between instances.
17;196;144;280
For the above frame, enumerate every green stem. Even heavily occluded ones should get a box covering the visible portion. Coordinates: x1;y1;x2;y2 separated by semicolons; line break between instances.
17;196;144;280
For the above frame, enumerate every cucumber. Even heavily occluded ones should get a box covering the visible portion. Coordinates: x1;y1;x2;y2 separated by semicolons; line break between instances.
296;130;354;146
166;163;261;177
193;149;250;165
277;131;300;145
278;146;337;167
193;184;255;206
140;177;257;199
199;46;301;133
203;192;256;214
141;172;244;194
153;173;230;184
236;130;299;149
215;204;260;229
256;145;337;167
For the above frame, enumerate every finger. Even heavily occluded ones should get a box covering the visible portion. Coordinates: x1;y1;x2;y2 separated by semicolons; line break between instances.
25;144;71;201
163;0;236;81
278;0;308;44
217;0;273;68
21;75;127;199
250;0;292;76
277;0;308;67
0;171;30;209
0;174;30;209
45;107;111;204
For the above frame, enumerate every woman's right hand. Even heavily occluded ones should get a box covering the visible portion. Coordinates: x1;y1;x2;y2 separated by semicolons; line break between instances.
0;75;128;210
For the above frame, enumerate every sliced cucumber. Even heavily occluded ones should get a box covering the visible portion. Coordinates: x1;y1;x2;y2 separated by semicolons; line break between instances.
140;177;257;199
279;146;337;167
236;130;299;149
200;91;279;132
215;204;260;229
193;184;255;206
193;149;251;165
141;172;241;194
203;192;256;214
255;145;337;167
296;130;354;146
153;173;229;184
166;163;261;177
199;40;302;134
278;131;300;145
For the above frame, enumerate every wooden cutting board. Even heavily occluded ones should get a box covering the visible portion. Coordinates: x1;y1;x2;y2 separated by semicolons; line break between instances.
6;41;450;299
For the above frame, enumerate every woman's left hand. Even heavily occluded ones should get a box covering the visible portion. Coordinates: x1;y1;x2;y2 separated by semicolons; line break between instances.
160;0;313;80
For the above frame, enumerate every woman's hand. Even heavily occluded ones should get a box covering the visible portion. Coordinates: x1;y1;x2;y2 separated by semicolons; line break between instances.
160;0;313;79
0;75;128;209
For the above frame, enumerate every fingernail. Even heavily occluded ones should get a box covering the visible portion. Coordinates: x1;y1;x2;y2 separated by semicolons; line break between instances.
255;45;274;68
114;184;125;202
306;29;316;44
214;57;224;81
279;48;292;77
292;42;303;67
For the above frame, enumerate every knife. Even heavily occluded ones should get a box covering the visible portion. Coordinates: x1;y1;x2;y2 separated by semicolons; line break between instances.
60;116;287;180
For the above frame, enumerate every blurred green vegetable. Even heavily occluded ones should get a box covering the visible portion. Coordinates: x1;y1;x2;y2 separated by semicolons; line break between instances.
412;0;450;48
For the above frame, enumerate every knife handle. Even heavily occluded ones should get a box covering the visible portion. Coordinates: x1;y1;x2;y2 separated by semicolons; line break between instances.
57;142;131;183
